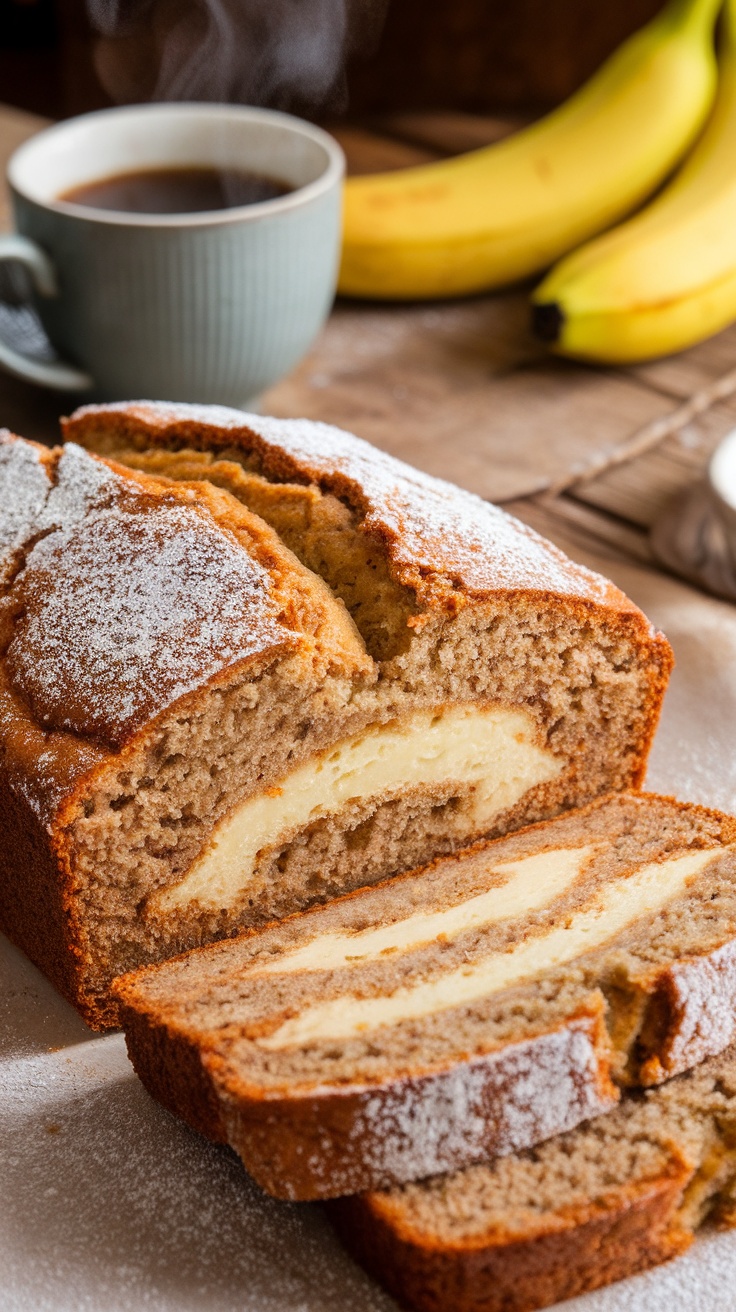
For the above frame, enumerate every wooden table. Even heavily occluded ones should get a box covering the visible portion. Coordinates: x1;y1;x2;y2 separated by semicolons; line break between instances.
2;102;736;593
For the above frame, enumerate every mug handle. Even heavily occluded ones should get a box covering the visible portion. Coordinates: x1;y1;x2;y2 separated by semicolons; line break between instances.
0;234;92;391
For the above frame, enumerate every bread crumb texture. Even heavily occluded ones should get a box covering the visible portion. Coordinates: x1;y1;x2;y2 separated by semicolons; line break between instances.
115;793;736;1201
0;409;670;1025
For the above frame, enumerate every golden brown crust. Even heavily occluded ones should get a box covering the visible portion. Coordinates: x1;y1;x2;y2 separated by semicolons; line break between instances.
0;723;90;1020
0;664;112;1025
0;437;367;829
637;937;736;1085
2;441;367;751
62;401;665;618
218;1006;617;1202
115;993;617;1201
222;938;736;1164
120;1005;228;1140
332;1157;693;1312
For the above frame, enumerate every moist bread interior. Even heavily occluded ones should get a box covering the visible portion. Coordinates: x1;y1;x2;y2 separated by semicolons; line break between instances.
118;794;736;1092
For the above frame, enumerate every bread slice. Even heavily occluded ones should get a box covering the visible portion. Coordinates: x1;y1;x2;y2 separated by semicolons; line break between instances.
0;408;670;1028
0;432;372;1027
114;792;736;1201
332;1040;736;1312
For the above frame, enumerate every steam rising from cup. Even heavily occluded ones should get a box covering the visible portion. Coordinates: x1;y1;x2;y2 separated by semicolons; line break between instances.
87;0;389;113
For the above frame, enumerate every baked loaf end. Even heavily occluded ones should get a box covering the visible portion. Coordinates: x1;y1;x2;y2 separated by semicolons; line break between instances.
0;432;369;1026
115;792;736;1200
332;1042;736;1312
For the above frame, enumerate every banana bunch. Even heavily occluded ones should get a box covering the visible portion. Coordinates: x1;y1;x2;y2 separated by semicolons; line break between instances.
534;0;736;362
339;0;721;301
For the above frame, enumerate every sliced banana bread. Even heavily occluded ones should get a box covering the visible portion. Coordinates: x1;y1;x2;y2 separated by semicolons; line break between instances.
0;409;670;1028
333;1041;736;1312
115;792;736;1200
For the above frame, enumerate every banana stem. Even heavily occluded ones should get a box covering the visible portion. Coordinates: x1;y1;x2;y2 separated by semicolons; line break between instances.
532;303;564;344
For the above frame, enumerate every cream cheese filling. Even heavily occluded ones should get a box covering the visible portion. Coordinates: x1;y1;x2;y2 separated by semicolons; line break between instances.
258;846;722;1050
156;705;561;913
253;846;597;976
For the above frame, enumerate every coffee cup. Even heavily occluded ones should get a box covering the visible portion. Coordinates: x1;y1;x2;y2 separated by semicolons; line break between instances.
0;103;344;404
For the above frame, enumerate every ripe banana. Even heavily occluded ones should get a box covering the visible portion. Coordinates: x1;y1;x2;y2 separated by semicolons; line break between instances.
338;0;721;301
533;0;736;363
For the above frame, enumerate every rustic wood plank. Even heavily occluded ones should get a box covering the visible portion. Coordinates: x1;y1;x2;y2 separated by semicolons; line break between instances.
0;104;725;509
509;492;653;568
368;110;527;154
263;297;685;502
571;404;736;528
575;444;704;528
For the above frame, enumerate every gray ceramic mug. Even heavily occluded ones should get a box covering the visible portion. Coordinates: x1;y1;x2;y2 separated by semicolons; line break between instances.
0;103;344;404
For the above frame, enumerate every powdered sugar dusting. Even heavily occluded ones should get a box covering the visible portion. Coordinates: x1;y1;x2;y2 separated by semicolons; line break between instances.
249;414;615;602
39;441;123;533
70;402;633;611
346;1021;614;1189
0;432;51;585
4;442;293;746
0;1032;392;1312
663;938;736;1077
228;1019;615;1200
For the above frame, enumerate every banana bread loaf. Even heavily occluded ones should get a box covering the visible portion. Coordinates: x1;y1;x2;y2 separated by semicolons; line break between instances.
333;1040;736;1312
0;407;670;1027
115;792;736;1200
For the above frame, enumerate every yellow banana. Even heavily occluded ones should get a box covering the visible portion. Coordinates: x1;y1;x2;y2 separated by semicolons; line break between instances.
533;0;736;363
338;0;721;301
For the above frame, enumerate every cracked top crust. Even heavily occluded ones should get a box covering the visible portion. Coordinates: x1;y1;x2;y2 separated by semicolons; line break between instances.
0;432;367;754
63;401;651;622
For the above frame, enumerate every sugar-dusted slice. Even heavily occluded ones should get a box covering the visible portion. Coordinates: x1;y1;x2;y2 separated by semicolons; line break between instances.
333;1041;736;1312
115;792;736;1200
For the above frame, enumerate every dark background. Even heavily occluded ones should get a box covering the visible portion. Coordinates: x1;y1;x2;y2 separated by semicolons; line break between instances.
0;0;665;122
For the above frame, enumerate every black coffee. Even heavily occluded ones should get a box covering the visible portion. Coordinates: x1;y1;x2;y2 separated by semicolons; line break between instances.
60;166;293;214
